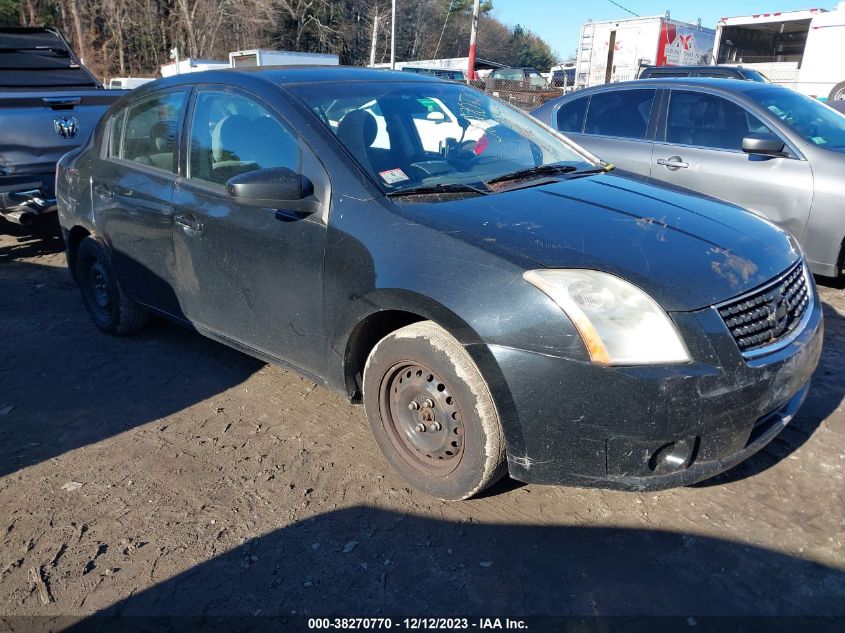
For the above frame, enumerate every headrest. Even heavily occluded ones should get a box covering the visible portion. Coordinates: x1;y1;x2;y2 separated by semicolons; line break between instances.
337;109;378;149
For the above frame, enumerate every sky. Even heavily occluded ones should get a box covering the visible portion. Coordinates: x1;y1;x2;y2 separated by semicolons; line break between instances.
490;0;839;57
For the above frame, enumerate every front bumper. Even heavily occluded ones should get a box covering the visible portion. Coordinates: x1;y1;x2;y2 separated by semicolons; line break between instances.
476;287;824;490
1;174;58;224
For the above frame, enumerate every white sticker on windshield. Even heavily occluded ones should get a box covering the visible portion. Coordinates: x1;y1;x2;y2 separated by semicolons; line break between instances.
379;168;409;184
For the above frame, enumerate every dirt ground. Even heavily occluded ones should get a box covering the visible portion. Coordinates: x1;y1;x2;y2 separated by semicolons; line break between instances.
1;224;844;626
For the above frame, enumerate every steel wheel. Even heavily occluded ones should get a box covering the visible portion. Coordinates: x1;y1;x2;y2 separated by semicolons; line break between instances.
75;236;148;335
363;321;506;500
378;361;465;477
87;259;113;322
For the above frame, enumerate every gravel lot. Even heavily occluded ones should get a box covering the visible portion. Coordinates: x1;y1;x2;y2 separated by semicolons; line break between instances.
1;224;843;624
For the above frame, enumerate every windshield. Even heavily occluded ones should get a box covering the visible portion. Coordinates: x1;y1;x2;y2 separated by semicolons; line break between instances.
290;81;594;193
747;87;845;151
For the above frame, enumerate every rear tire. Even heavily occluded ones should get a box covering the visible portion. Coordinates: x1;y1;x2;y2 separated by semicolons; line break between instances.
363;321;506;500
75;236;148;335
829;81;845;102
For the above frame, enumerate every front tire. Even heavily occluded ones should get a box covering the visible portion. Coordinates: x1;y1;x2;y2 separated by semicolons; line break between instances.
75;236;148;335
363;321;506;500
829;81;845;102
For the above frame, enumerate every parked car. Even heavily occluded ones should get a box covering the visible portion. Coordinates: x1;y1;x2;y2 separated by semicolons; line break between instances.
548;65;576;89
0;27;126;228
532;78;845;278
487;66;549;90
58;68;822;499
638;65;769;82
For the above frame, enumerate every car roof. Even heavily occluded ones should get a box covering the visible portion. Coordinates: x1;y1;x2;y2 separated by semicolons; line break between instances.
643;65;744;72
148;65;443;92
574;77;776;95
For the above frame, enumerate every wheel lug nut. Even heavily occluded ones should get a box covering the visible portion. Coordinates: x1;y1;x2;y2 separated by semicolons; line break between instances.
422;398;435;409
430;422;442;432
408;401;420;411
415;423;426;432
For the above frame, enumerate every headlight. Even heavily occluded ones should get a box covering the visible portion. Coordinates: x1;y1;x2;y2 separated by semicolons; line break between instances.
523;269;691;366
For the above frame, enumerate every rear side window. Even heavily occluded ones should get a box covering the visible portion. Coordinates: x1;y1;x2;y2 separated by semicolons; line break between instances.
666;91;773;151
117;91;186;173
584;90;656;140
556;97;588;133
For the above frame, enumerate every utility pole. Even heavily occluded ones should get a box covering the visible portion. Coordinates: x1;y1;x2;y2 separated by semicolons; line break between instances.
467;0;481;80
170;47;180;75
390;0;396;70
370;13;379;67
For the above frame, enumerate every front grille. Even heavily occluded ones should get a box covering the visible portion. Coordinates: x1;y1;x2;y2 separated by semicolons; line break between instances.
717;261;810;355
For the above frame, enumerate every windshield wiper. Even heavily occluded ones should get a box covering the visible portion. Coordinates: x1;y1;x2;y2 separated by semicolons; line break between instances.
486;164;578;185
487;163;613;187
387;182;490;197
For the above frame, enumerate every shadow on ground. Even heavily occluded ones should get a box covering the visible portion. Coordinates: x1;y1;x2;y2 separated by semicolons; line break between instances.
63;506;844;625
0;217;64;262
0;258;262;478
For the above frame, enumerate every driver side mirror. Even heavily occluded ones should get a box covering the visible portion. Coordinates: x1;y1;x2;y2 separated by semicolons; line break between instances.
742;133;785;157
227;167;313;206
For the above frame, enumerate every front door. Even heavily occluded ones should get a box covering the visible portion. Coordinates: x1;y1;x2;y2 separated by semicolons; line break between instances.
650;89;814;239
171;88;330;377
94;88;188;317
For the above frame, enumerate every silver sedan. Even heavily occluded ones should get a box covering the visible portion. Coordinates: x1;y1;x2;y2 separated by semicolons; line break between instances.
532;78;845;278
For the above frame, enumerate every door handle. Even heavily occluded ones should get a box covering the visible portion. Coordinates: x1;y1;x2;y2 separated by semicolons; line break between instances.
174;214;203;234
656;156;689;171
93;184;114;198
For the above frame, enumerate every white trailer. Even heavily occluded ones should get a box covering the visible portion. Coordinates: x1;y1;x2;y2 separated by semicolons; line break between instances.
575;15;715;89
713;3;845;101
229;49;338;68
107;77;155;89
160;58;229;77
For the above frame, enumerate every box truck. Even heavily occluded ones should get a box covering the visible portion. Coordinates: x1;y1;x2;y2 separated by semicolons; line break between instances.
713;3;845;101
229;50;339;68
575;14;716;89
160;58;229;77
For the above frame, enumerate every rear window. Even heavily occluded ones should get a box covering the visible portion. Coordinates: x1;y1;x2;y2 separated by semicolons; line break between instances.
584;90;656;140
643;69;690;78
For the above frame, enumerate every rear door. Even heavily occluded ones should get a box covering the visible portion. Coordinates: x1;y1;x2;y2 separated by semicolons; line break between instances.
560;88;659;178
171;87;330;377
650;89;814;238
94;88;188;317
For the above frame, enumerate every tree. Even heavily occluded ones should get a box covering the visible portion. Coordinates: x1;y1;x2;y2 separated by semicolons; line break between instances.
0;0;559;79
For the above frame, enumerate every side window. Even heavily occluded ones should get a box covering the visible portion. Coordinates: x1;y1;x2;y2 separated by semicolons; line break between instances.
120;91;186;172
188;91;300;186
666;91;774;151
556;97;588;133
584;89;656;140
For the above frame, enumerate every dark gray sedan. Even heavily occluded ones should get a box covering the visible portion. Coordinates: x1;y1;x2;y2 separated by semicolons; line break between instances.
533;78;845;278
57;68;822;499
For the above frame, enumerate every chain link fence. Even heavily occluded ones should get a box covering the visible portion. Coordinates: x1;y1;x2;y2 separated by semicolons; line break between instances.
466;78;561;111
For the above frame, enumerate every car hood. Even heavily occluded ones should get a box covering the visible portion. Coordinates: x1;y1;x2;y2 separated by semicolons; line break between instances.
398;173;801;312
